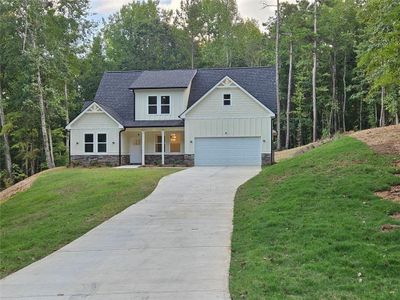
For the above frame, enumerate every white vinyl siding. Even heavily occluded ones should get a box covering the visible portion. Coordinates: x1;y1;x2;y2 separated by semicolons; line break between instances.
69;112;120;155
184;85;272;154
135;88;188;120
195;137;261;166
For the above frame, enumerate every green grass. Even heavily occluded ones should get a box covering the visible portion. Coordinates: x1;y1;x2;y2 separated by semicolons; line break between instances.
0;167;180;278
230;137;400;299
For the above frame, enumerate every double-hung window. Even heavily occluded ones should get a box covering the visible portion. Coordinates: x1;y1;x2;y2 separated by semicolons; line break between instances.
223;94;231;106
155;135;165;153
97;133;107;153
148;95;170;115
84;134;94;153
161;96;170;114
148;96;157;114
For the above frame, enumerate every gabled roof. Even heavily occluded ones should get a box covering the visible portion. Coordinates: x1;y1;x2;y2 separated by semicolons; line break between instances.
75;67;276;128
129;69;197;89
188;67;276;113
66;101;124;130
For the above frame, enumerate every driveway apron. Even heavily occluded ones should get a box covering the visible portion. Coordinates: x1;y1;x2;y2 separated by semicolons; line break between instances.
0;166;260;300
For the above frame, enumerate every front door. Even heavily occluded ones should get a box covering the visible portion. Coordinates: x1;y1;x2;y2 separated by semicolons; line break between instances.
130;137;142;164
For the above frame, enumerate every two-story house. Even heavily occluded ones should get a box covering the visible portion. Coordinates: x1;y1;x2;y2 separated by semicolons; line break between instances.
66;67;276;166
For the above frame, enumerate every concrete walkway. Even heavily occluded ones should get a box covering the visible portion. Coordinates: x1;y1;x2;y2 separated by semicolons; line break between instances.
0;167;260;300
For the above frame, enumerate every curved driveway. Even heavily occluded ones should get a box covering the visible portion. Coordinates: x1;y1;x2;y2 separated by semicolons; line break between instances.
0;166;260;300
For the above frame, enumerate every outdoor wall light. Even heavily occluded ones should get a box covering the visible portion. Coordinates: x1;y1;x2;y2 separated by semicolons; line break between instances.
76;142;79;145
263;140;266;143
190;140;193;143
224;131;228;134
112;141;115;144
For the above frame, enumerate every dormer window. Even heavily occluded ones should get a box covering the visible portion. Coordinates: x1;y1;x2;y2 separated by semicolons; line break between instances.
161;96;170;114
148;95;170;115
223;94;231;106
148;96;157;114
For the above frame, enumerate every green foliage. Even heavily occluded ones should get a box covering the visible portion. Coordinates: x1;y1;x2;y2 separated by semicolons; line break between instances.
0;167;181;277
230;137;400;298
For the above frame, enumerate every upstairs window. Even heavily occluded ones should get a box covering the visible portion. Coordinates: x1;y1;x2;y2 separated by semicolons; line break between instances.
223;94;231;106
161;96;170;114
148;96;157;114
97;133;107;153
84;134;94;153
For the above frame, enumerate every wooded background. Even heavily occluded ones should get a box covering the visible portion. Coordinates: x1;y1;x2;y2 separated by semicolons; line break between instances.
0;0;399;188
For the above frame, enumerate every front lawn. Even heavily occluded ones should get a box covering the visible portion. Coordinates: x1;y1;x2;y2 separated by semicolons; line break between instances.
230;137;400;299
0;167;180;278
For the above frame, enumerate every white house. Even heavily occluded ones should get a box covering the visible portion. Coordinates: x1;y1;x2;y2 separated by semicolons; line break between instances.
66;67;276;166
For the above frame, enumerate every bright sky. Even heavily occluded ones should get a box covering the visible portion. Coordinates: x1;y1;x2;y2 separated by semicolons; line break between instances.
89;0;288;28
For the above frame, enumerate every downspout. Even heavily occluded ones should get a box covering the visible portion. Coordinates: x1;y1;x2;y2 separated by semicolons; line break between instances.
66;129;71;166
119;128;126;166
271;117;275;165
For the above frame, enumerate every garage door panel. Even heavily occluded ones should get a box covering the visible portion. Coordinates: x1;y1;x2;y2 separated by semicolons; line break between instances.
194;137;261;166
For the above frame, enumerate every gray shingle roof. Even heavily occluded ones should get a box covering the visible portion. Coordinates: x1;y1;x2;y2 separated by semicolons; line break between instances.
129;69;197;89
85;67;276;128
188;67;276;113
94;71;141;123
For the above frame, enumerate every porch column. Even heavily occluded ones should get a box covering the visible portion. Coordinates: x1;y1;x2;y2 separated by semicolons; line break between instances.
161;130;165;165
141;130;145;166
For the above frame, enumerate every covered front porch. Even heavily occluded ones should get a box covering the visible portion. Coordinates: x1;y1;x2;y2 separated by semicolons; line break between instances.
121;127;186;166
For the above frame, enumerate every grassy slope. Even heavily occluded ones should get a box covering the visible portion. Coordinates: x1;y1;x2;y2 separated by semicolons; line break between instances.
0;167;180;278
230;137;400;299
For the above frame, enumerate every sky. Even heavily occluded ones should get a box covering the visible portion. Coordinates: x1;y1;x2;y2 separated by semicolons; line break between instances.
89;0;285;29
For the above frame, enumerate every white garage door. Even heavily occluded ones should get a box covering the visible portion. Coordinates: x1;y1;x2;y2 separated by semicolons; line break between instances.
194;137;261;166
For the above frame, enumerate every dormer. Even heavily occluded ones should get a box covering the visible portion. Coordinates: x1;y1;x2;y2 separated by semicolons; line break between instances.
130;70;197;121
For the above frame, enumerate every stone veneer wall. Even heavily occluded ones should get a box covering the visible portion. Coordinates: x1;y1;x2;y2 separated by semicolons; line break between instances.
70;155;129;167
144;154;191;166
261;153;273;165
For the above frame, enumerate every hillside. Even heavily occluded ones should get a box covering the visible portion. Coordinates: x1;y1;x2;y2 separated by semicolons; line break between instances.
230;135;400;299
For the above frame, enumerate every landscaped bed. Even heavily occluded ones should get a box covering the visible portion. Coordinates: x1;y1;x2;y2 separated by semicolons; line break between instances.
230;137;400;299
0;167;180;278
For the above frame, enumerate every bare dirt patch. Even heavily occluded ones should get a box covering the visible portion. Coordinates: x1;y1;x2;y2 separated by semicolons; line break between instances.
0;167;63;203
390;212;400;220
350;125;400;156
375;185;400;203
381;224;400;232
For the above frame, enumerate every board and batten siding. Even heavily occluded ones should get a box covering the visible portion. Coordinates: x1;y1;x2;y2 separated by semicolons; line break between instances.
184;85;273;154
134;88;188;120
69;112;121;155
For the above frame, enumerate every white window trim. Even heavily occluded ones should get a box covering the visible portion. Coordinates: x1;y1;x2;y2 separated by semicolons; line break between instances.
84;132;95;154
160;95;171;115
97;132;108;153
148;96;158;115
83;132;108;154
223;93;232;106
147;95;171;116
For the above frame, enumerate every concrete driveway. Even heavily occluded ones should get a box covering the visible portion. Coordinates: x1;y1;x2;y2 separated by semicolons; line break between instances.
0;166;260;300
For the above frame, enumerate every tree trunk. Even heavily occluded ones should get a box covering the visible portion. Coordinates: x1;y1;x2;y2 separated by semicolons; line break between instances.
275;0;281;150
297;119;303;147
33;35;55;169
64;80;70;158
191;37;194;69
48;126;55;165
359;98;363;130
379;86;385;127
312;0;317;142
22;0;29;51
342;53;347;132
0;69;14;183
285;39;293;149
395;113;399;125
330;49;337;133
